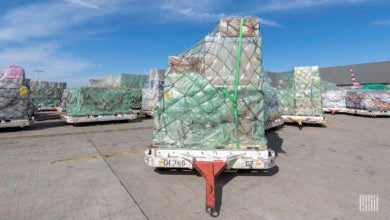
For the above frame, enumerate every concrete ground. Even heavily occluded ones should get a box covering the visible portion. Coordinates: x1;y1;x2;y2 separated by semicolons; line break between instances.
0;113;388;220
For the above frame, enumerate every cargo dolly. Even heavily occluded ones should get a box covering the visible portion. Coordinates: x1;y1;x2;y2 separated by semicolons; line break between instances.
281;115;326;129
323;107;390;117
62;113;137;124
0;117;33;128
145;147;275;215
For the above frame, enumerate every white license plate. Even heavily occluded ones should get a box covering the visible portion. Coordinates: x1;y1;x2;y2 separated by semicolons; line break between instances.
158;159;188;167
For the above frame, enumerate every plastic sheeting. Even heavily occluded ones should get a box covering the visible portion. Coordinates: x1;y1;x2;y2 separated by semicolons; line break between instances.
88;74;148;109
64;87;134;117
142;69;165;112
277;66;323;117
346;90;390;111
103;74;148;89
1;66;26;85
0;82;29;119
322;90;347;109
30;81;66;107
263;75;281;124
153;18;267;150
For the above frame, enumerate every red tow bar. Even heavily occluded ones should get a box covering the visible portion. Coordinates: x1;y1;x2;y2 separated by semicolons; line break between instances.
193;160;227;216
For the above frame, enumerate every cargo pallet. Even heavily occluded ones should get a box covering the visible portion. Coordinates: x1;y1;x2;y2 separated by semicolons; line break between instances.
62;113;137;124
281;115;326;129
323;108;390;117
265;118;284;130
37;106;58;111
0;118;33;128
139;110;154;117
145;147;275;215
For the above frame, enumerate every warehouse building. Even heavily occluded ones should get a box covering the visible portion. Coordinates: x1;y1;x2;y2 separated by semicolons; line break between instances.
267;61;390;89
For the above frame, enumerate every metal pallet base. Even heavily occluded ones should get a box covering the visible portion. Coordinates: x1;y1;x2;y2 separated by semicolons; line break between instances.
323;108;390;117
0;119;33;128
63;114;137;124
282;115;327;126
145;148;275;170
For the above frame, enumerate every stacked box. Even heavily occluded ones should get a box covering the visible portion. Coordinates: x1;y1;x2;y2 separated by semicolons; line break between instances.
153;18;267;150
294;67;322;116
30;81;66;107
0;82;29;119
322;90;347;109
277;67;323;116
64;87;134;117
142;69;166;113
89;79;104;87
346;90;390;111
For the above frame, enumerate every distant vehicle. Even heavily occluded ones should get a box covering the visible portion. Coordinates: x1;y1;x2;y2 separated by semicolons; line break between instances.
349;67;389;90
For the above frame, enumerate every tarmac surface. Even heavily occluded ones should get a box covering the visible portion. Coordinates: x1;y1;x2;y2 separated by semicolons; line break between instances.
0;113;389;219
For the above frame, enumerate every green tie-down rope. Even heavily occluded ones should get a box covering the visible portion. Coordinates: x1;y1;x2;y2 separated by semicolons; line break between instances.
220;18;244;149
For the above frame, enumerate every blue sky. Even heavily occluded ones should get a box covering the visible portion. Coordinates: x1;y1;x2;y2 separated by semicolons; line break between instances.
0;0;389;87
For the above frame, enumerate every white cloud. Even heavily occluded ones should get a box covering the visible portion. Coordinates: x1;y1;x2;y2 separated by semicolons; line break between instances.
255;0;368;12
372;19;390;26
161;4;281;27
64;0;101;10
0;43;90;82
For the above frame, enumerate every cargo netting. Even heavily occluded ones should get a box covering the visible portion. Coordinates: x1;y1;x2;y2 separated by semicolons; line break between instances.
88;74;148;109
277;66;323;117
30;81;66;108
153;18;268;150
322;90;347;109
142;69;166;113
0;66;30;119
263;75;281;126
346;90;390;111
63;87;135;117
0;82;29;119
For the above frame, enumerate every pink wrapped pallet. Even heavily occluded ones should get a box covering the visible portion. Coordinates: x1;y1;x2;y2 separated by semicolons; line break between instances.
1;66;26;85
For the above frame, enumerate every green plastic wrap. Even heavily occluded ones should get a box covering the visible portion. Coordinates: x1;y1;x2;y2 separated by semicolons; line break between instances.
30;81;66;107
103;74;148;89
263;75;281;123
88;74;148;109
64;87;134;117
153;18;267;150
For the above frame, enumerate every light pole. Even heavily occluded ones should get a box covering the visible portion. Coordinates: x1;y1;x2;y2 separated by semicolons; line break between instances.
34;70;43;81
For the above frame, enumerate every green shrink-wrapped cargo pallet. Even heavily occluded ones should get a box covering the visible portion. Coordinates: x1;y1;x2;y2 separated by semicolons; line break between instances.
30;81;66;108
89;73;148;109
64;87;134;117
153;18;268;150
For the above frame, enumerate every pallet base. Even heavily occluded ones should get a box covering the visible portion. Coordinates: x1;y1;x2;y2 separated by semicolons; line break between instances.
0;119;33;128
63;114;137;124
281;115;326;126
323;108;390;117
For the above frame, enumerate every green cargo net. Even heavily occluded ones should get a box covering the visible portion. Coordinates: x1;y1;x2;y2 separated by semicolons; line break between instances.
153;18;267;150
88;73;148;109
64;87;134;117
30;81;66;107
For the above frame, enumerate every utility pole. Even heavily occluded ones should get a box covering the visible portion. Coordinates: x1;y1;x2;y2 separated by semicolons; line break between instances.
34;70;43;81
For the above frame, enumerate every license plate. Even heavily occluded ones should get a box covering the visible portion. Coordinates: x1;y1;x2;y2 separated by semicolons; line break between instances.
159;159;187;167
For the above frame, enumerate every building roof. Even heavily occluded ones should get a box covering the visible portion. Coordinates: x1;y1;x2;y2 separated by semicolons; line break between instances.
266;61;390;87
